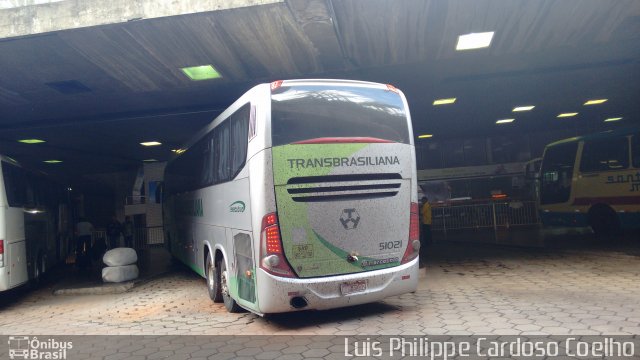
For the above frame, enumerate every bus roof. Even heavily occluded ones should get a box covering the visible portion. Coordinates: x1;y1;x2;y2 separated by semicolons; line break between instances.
0;155;20;165
546;125;639;148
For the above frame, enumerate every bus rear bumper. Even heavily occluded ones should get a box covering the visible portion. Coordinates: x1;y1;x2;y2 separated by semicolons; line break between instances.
255;258;418;314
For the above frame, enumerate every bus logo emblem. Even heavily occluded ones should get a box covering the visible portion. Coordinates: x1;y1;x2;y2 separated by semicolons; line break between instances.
229;201;245;213
339;209;360;230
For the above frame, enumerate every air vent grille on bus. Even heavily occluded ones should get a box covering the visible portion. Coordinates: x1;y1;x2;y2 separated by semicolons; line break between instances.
285;173;402;202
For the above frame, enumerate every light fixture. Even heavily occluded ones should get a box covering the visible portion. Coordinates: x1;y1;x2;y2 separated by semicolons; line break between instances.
512;105;535;112
43;160;62;164
604;117;623;122
18;139;45;144
584;99;607;105
557;113;578;118
171;149;186;154
433;98;456;105
181;65;222;81
143;159;158;162
140;141;162;146
418;134;433;139
496;119;515;124
456;32;495;50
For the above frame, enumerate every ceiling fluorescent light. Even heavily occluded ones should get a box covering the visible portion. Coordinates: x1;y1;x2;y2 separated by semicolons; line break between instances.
512;105;535;112
181;65;222;81
584;99;607;105
18;139;45;144
44;160;62;164
604;117;623;122
496;119;514;124
433;98;456;105
418;134;433;139
456;32;494;50
140;141;162;146
557;113;578;118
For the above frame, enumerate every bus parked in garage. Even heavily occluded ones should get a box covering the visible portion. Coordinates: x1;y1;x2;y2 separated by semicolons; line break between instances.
0;156;70;292
163;79;419;314
539;127;640;234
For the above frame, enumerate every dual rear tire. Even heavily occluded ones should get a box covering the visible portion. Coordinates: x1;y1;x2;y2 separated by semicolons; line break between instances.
205;253;242;313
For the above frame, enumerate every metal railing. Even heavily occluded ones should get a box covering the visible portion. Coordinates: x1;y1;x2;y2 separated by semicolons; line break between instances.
432;200;539;233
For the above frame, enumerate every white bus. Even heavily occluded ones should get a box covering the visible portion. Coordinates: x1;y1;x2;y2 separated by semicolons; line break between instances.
163;79;420;315
0;156;70;292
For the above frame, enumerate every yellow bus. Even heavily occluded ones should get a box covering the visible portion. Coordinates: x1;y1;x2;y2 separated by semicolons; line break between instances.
539;127;640;235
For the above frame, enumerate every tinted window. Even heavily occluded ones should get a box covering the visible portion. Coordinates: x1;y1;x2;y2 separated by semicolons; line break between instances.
580;137;629;172
1;162;62;207
442;140;464;167
463;139;487;166
633;134;640;168
271;85;409;145
165;104;250;196
540;142;577;205
229;105;249;176
416;141;443;169
2;162;26;207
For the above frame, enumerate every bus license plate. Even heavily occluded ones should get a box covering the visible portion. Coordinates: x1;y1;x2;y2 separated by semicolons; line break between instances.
340;280;367;295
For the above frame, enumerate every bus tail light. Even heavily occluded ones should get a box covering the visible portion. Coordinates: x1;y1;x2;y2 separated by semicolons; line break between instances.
260;213;296;277
270;80;283;91
0;239;4;267
386;84;400;94
401;203;420;264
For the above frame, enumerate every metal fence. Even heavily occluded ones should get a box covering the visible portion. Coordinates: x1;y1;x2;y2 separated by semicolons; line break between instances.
432;200;539;233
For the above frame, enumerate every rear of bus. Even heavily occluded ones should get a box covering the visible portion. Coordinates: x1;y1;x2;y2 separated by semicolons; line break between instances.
0;158;28;292
256;80;419;313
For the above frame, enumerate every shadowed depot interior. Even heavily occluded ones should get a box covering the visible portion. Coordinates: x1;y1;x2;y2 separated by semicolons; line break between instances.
0;0;637;202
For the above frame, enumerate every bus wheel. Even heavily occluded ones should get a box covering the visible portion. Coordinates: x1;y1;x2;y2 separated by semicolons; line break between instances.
30;253;43;288
588;205;620;236
218;259;242;313
205;254;223;303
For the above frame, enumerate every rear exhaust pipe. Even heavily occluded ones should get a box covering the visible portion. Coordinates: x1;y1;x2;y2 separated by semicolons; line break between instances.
290;296;308;309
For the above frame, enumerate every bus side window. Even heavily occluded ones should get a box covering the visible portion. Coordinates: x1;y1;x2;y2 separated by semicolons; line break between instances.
2;162;27;207
580;137;629;172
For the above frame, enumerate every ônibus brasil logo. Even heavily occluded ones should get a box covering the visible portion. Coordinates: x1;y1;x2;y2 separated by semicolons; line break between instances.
229;201;246;213
8;336;72;359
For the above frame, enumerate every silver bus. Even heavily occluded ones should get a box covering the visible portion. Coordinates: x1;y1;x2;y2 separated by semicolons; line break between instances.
163;79;419;315
0;156;70;292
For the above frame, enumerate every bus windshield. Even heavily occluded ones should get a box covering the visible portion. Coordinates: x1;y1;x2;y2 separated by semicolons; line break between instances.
540;142;577;205
271;85;410;146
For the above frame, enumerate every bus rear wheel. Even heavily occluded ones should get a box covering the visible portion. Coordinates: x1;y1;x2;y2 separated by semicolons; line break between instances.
218;259;243;313
205;254;223;303
588;205;620;236
30;253;44;288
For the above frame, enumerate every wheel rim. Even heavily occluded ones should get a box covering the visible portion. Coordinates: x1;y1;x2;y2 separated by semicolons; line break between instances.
207;261;214;289
221;269;230;297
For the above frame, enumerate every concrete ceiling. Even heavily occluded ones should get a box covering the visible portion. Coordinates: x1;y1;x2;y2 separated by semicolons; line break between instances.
0;0;639;183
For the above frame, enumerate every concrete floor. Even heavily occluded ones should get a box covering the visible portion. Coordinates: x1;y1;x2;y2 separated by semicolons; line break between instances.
0;232;638;337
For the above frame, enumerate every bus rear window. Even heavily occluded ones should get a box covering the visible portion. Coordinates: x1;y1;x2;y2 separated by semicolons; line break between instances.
271;85;410;146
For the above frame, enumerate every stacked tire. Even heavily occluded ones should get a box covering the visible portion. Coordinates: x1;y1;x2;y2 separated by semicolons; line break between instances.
102;248;139;283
